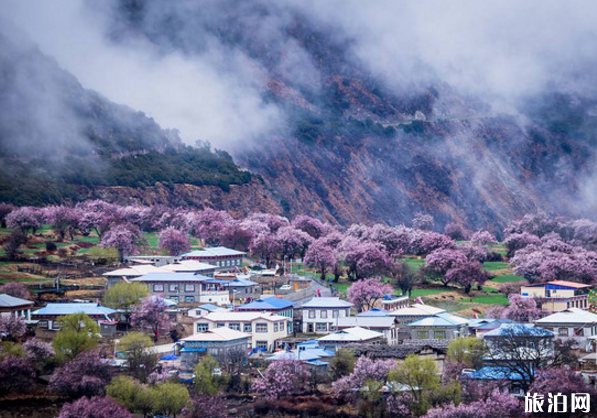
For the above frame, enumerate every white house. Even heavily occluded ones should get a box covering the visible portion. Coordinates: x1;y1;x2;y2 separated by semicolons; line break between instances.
535;308;597;352
387;303;446;325
318;326;384;350
0;294;34;320
193;311;289;352
300;297;353;334
336;316;400;345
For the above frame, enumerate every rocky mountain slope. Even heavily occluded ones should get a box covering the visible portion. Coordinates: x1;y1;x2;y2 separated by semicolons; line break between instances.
3;1;597;232
111;0;597;231
0;31;281;216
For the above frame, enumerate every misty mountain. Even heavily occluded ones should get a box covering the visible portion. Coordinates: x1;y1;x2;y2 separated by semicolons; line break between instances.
3;1;597;232
0;31;279;213
106;0;597;231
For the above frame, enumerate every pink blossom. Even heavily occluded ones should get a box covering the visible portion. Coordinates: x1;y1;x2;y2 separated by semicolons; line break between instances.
159;227;191;255
347;277;393;312
57;396;132;418
252;360;310;399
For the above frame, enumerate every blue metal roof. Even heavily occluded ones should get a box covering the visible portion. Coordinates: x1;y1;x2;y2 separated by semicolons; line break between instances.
237;297;294;311
180;347;207;353
197;304;221;312
483;323;554;338
357;308;389;317
463;366;527;381
32;303;116;317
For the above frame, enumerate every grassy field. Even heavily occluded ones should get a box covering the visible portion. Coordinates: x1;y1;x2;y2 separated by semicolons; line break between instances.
464;294;509;305
490;274;525;283
482;261;510;271
409;288;452;298
399;258;425;271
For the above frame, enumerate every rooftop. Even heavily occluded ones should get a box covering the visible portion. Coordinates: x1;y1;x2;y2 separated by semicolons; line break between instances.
236;297;294;311
181;327;250;342
388;303;445;317
183;246;245;257
300;297;353;309
483;323;554;338
408;312;469;328
357;308;390;317
103;265;162;277
337;316;397;329
32;303;116;317
535;308;597;324
0;293;34;308
318;327;383;343
159;260;217;272
131;272;213;283
462;366;525;381
196;311;289;323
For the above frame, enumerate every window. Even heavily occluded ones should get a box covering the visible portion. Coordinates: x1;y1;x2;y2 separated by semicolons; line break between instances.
185;284;195;293
280;322;285;331
169;296;179;302
434;331;446;339
417;330;429;339
316;323;328;332
228;323;240;331
216;323;225;328
169;284;179;292
558;328;569;337
184;296;194;303
308;310;316;319
256;323;268;333
574;328;584;337
274;322;279;332
196;323;209;333
244;324;252;333
320;310;328;319
153;284;164;292
256;341;268;349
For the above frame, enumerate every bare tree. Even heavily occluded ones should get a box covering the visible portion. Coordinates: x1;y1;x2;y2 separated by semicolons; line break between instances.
483;324;554;391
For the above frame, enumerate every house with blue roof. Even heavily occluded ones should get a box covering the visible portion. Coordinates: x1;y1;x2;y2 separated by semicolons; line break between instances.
182;246;245;271
236;297;294;332
32;303;116;330
131;272;231;305
461;366;528;397
407;312;469;341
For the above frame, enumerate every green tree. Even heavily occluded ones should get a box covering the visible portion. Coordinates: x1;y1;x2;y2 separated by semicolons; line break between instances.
447;337;486;369
193;355;226;396
388;355;440;416
104;282;149;327
107;375;154;418
53;313;99;361
330;348;356;380
151;382;190;418
118;332;155;382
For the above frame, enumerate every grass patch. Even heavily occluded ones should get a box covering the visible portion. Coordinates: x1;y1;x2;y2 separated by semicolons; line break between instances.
400;258;425;271
482;262;510;271
331;282;350;294
491;274;525;283
409;288;452;298
465;294;509;305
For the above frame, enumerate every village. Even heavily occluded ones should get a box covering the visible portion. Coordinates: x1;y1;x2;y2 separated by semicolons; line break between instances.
2;204;597;417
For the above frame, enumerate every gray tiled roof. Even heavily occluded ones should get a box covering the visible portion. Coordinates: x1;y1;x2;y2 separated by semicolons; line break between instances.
0;293;34;308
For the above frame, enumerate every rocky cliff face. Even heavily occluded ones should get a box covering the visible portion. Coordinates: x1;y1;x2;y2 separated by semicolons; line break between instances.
76;179;282;218
109;0;597;231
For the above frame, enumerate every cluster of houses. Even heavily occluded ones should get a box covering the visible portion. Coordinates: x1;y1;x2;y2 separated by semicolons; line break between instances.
105;247;259;305
6;244;597;397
